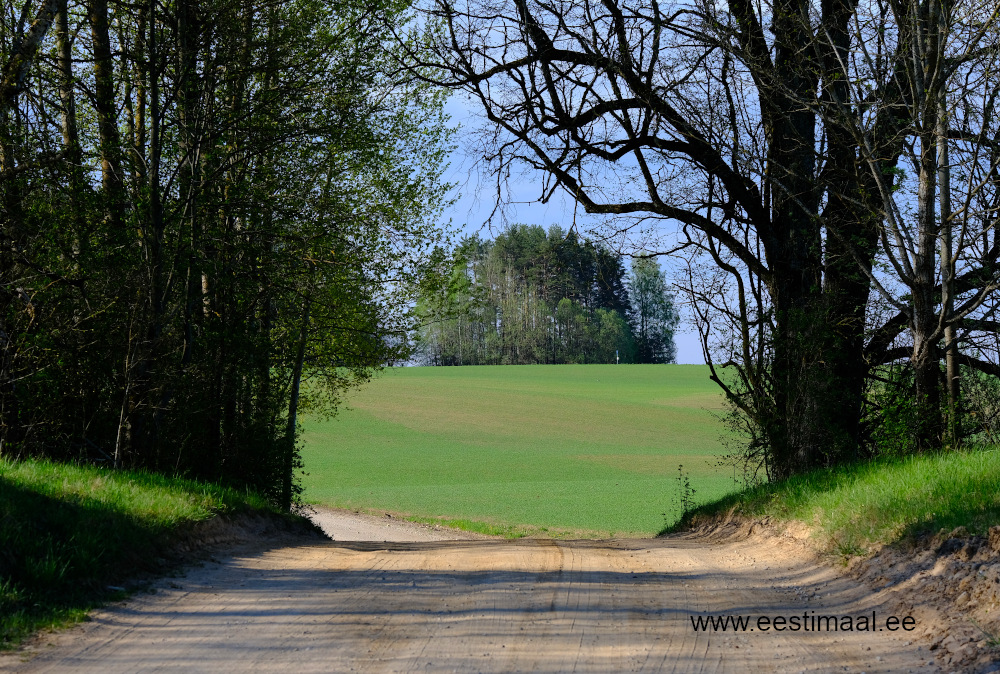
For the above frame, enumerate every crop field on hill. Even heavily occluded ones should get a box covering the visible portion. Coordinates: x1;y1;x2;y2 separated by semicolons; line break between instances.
300;364;734;537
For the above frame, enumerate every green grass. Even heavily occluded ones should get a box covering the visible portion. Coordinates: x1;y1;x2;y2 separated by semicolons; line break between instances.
0;457;276;648
669;447;1000;555
301;364;733;537
405;516;539;538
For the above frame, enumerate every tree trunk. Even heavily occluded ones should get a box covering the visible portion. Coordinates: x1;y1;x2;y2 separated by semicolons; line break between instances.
56;0;84;236
281;296;310;512
131;0;167;465
912;118;942;450
937;94;958;447
88;0;124;224
910;0;945;451
178;0;204;371
765;0;825;477
0;0;60;114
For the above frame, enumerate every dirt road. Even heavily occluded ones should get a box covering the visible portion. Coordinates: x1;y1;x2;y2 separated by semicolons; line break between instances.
8;509;942;673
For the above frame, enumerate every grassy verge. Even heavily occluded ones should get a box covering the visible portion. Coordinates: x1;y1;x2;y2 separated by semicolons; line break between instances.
665;447;1000;556
0;457;279;648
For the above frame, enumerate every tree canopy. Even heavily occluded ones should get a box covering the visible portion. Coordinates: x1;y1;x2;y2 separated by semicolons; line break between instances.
630;259;680;365
0;0;451;506
415;224;678;365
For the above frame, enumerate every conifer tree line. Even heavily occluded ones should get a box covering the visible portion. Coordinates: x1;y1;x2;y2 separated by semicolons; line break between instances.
0;0;450;506
415;224;679;365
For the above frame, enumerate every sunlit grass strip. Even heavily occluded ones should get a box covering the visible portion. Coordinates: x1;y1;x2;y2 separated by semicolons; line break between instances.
402;513;626;539
3;457;269;523
403;515;534;538
671;448;1000;554
0;457;272;648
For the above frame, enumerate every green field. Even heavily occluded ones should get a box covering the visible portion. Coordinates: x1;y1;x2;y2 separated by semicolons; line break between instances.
301;364;734;537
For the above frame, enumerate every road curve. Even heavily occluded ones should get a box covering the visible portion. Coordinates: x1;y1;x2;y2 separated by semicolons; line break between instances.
6;510;939;673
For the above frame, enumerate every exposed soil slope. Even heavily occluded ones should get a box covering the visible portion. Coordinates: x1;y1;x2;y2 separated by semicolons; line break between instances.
686;515;1000;673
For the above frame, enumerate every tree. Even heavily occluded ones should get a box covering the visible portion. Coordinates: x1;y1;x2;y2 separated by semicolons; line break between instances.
594;247;632;318
835;0;1000;450
414;225;636;363
629;259;679;363
402;0;889;476
403;0;1000;477
0;0;451;507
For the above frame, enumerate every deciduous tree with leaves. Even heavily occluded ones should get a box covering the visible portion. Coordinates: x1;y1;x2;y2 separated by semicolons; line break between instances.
0;0;451;507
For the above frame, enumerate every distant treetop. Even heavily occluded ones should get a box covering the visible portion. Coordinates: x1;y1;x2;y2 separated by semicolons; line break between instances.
415;225;678;365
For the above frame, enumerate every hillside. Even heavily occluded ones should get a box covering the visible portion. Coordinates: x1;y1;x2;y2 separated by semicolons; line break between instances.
301;364;731;536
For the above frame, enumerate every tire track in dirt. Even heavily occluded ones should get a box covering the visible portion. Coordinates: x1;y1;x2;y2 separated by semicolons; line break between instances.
4;510;944;673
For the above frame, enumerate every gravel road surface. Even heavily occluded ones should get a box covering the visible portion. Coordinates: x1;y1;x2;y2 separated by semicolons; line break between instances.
5;508;941;673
